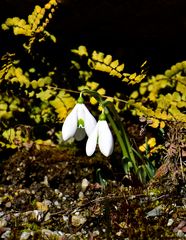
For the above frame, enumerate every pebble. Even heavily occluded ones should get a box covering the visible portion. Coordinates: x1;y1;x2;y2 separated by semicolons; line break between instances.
177;229;184;238
167;218;174;226
5;201;11;208
20;231;33;240
71;215;86;227
1;229;11;239
44;212;51;222
0;212;4;217
146;205;163;217
81;178;89;192
0;218;7;228
63;215;68;222
78;191;84;200
93;230;100;237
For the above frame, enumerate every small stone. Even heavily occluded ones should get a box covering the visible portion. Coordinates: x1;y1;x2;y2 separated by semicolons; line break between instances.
5;201;11;208
1;229;11;239
146;205;163;217
20;231;33;240
78;191;84;200
177;220;186;229
71;215;86;227
93;230;100;237
44;212;51;222
0;219;7;228
41;176;49;187
167;218;174;226
0;212;4;217
41;229;53;239
116;230;122;236
54;200;61;208
33;210;44;222
63;215;68;222
81;178;89;192
177;229;184;238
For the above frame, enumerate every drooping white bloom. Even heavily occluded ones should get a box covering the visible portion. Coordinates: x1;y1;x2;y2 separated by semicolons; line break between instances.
62;102;97;141
86;119;114;157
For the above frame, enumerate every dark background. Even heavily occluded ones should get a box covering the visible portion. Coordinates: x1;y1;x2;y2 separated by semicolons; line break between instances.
0;0;186;74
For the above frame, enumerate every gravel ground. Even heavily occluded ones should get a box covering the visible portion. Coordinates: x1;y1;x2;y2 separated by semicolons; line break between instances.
0;145;185;239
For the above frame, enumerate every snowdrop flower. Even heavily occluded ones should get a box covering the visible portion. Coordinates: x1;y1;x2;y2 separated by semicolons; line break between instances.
86;113;114;157
62;96;97;141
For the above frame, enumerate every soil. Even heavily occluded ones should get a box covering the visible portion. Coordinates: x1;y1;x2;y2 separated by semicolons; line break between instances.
0;144;185;240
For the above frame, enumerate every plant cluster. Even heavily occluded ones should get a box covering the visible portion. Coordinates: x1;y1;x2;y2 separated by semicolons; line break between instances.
0;0;185;183
1;0;58;52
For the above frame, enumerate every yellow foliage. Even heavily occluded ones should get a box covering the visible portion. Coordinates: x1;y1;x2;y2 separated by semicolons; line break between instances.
2;0;58;52
110;60;119;68
71;45;88;57
72;47;146;84
90;97;97;105
50;91;75;121
129;61;186;127
103;55;112;65
97;88;106;95
139;137;156;152
116;64;125;72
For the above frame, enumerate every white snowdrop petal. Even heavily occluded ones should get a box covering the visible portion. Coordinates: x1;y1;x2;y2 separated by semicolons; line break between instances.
98;120;114;157
62;105;78;141
77;103;85;126
82;104;97;136
86;125;98;156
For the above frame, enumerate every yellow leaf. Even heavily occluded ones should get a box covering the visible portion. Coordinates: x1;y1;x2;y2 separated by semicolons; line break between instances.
139;86;147;95
129;73;137;80
130;91;139;99
2;129;15;142
31;80;38;89
176;82;186;94
103;55;112;65
97;52;104;62
94;62;103;71
57;106;68;120
97;88;106;95
160;121;165;128
35;5;42;14
116;64;124;72
148;138;156;148
149;119;159;128
139;144;146;152
134;74;146;83
0;103;8;111
160;111;168;120
86;81;99;90
110;60;119;68
90;97;97;105
172;92;181;101
94;62;111;72
38;78;45;87
140;60;147;68
92;51;98;61
110;69;122;78
71;45;88;57
36;89;54;101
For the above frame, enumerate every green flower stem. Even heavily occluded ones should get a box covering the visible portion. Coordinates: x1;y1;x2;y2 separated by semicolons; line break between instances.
104;104;138;173
104;107;129;159
80;89;138;173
